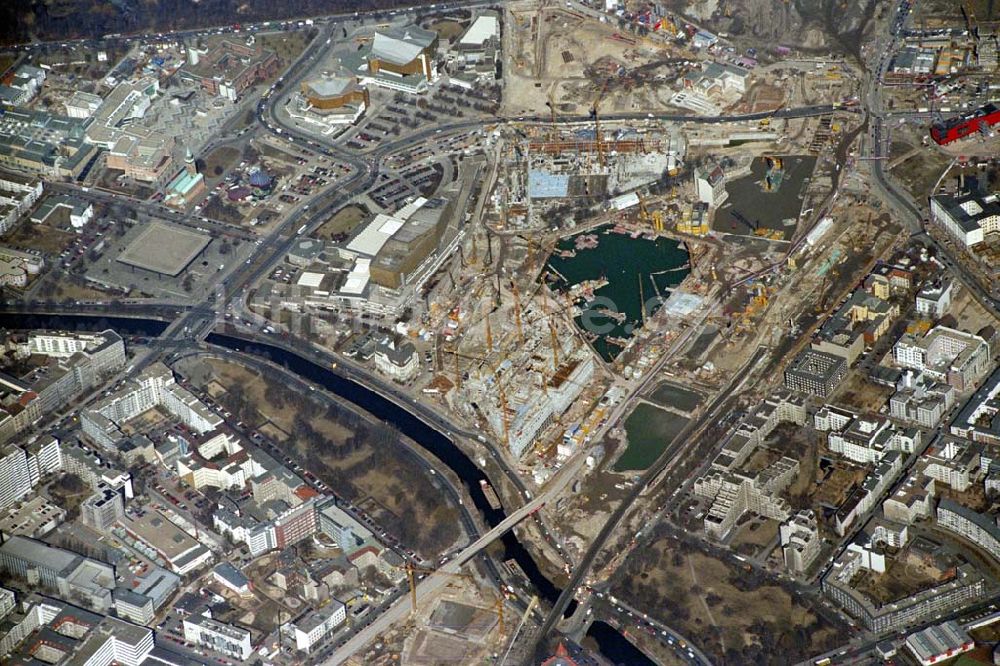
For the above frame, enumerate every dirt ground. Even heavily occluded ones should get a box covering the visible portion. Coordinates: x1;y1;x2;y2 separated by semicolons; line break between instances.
616;543;845;664
4;222;75;254
257;31;311;71
426;19;468;41
313;204;367;241
503;1;689;117
52;279;117;301
835;371;893;413
889;137;953;201
202;146;241;178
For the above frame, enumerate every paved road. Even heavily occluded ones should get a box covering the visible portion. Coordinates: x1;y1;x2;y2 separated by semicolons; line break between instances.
530;345;770;657
322;454;586;665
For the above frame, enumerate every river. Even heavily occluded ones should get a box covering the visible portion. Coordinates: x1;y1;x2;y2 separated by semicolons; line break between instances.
1;313;654;664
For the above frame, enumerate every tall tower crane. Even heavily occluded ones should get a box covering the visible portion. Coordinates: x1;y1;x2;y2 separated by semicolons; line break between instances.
405;561;506;636
442;348;511;450
590;79;611;169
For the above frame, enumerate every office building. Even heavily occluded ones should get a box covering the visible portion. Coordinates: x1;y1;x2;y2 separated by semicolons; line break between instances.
915;278;954;319
889;371;955;428
29;194;94;228
183;612;252;660
930;191;1000;247
112;587;155;625
290;600;346;653
64;90;104;118
247;497;320;557
0;536;115;611
317;498;375;555
0;107;97;178
0;495;65;539
181;40;279;101
120;510;213;575
373;338;419;382
694;163;728;208
784;349;847;397
212;562;253;597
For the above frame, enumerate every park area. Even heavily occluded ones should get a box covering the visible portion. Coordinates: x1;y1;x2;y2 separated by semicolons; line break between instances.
614;528;846;664
177;356;461;556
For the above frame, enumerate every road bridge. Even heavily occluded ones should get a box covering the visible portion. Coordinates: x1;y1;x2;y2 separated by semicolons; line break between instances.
322;455;585;665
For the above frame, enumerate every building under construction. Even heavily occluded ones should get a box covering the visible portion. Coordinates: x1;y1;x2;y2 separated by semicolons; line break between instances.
493;124;685;230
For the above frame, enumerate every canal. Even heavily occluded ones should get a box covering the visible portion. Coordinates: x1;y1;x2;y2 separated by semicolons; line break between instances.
1;313;654;664
547;224;690;363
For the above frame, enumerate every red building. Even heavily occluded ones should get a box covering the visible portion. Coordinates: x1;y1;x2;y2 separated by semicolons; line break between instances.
273;498;318;549
930;103;1000;145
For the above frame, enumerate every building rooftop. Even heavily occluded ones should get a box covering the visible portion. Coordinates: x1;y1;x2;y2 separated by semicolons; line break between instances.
371;25;437;66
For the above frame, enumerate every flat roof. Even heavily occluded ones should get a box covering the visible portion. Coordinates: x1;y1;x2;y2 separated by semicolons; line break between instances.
116;221;211;276
458;14;499;47
346;214;405;256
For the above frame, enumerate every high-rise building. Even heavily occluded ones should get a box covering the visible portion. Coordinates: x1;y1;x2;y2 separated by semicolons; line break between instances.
81;482;127;532
780;510;821;575
0;445;32;510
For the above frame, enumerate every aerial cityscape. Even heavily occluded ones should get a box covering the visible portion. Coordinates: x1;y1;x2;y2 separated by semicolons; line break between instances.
0;0;999;665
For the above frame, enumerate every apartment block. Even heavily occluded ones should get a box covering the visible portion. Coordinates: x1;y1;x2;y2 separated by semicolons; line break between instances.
834;451;905;536
780;509;821;575
950;366;1000;445
937;499;1000;560
812;290;898;365
883;473;936;524
823;558;985;634
889;370;955;428
183;612;252;661
815;405;920;465
893;326;991;391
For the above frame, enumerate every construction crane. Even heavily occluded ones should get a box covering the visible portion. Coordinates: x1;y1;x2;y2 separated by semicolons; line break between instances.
541;289;560;371
590;78;611;169
730;209;759;232
545;85;559;141
510;279;525;345
405;561;506;635
441;348;511;450
499;596;539;666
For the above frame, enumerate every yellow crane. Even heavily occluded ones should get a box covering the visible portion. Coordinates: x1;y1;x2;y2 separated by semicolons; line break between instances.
442;348;511;450
510;279;525;345
591;79;610;169
541;288;560;371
